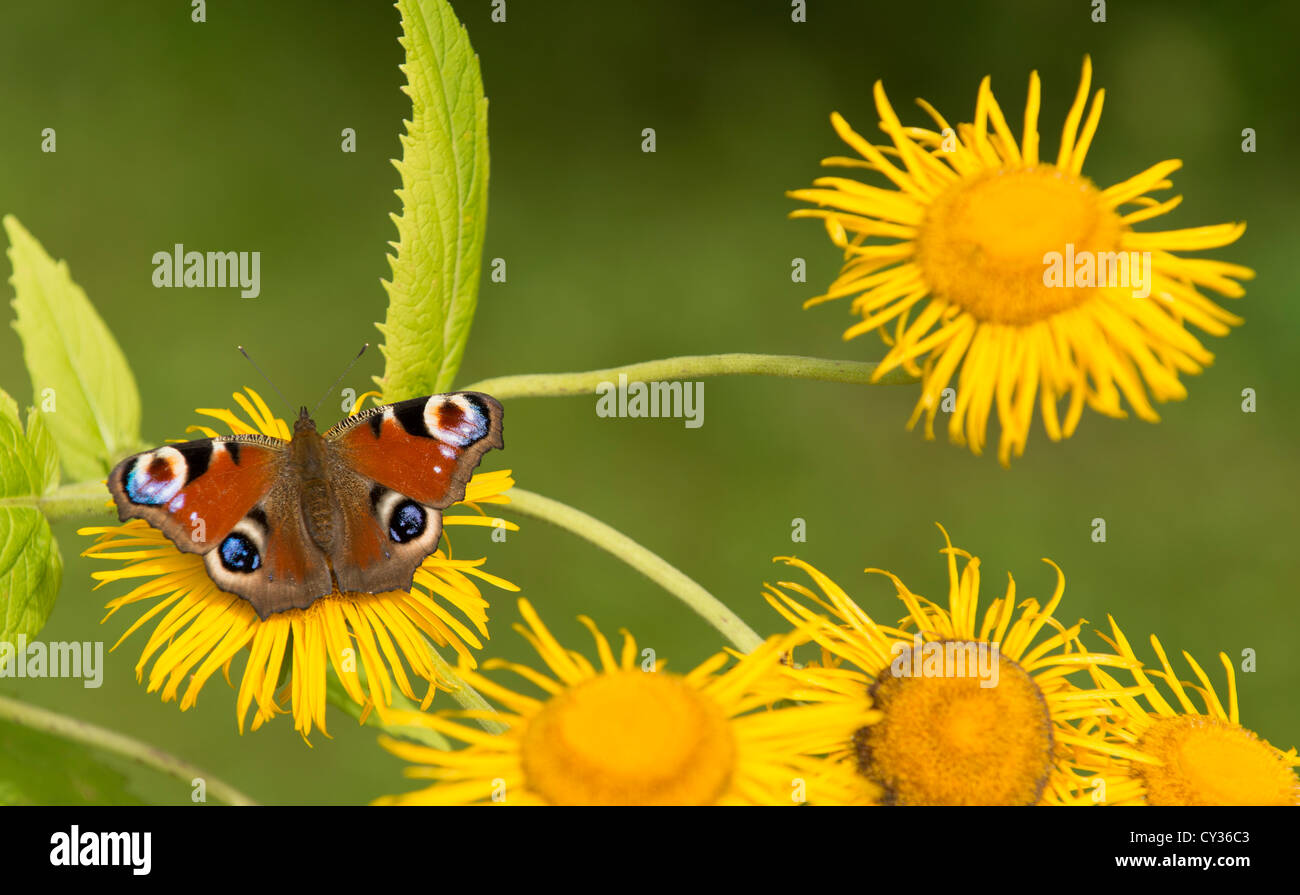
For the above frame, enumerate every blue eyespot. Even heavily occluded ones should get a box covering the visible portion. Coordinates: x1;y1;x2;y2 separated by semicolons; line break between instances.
124;453;183;506
124;465;157;504
389;501;426;544
219;533;261;573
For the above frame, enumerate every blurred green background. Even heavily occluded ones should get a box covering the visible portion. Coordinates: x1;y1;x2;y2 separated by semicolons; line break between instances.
1;0;1296;804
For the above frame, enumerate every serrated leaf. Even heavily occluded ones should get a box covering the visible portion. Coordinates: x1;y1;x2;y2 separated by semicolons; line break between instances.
375;0;490;401
24;406;60;494
0;720;145;806
6;214;143;480
0;390;63;665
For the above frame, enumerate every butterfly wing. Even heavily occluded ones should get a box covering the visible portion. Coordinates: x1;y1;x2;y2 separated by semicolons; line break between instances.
323;392;504;594
108;435;333;619
326;392;504;506
108;436;283;553
204;486;334;618
324;469;448;595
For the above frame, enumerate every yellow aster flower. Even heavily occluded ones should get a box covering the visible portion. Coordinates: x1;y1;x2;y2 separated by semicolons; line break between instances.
79;388;519;741
790;57;1253;465
764;525;1137;805
374;598;880;805
1070;618;1299;805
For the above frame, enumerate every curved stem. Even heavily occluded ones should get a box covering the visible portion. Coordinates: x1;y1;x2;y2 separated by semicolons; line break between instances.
0;693;258;805
424;643;508;734
501;488;764;653
324;638;507;739
461;352;916;399
0;481;113;521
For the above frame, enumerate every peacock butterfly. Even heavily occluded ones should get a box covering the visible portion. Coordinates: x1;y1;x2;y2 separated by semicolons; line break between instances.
107;392;504;619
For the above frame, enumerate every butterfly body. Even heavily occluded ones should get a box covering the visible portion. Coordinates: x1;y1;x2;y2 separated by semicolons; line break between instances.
288;411;338;552
108;393;504;619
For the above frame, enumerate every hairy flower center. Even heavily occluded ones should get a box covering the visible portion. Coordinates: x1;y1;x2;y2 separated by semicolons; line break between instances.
1136;715;1298;806
520;670;737;805
916;165;1126;325
854;644;1052;805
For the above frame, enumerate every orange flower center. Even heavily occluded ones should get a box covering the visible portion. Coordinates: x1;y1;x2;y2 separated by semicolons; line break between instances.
916;165;1126;325
855;643;1053;805
1137;715;1299;806
520;670;737;805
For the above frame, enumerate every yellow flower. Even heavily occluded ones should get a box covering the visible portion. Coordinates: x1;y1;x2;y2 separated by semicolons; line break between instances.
374;598;879;805
790;57;1253;466
1070;618;1299;805
79;388;519;741
765;525;1137;805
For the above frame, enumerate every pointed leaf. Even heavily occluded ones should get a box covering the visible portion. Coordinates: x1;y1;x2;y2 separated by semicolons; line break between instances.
376;0;490;400
6;215;142;480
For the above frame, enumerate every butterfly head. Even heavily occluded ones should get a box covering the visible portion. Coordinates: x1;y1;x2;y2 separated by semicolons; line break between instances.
294;406;317;435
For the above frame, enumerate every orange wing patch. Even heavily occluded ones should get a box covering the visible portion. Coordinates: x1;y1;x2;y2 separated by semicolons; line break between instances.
108;437;283;555
328;392;503;509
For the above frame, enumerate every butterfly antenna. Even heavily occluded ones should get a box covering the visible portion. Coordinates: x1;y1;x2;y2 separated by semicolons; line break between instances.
236;345;295;414
311;343;370;418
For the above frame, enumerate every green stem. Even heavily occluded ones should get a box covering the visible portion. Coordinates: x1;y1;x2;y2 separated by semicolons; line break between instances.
461;352;916;399
0;481;112;521
323;640;505;739
11;355;907;517
0;693;258;805
501;488;764;653
424;643;508;734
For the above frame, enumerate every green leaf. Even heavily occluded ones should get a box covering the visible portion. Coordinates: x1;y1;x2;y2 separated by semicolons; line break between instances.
6;214;143;481
375;0;490;401
0;389;63;666
25;405;60;494
0;720;145;806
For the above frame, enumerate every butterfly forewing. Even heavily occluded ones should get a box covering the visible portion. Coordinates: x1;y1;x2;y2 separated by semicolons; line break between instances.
108;436;282;555
325;392;504;508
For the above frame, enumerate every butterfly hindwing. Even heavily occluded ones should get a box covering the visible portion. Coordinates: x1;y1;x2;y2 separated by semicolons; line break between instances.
327;472;445;596
201;492;333;619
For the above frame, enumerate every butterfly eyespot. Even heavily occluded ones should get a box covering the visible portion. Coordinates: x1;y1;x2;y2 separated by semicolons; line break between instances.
124;448;186;506
424;394;490;446
388;500;426;544
219;533;262;573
